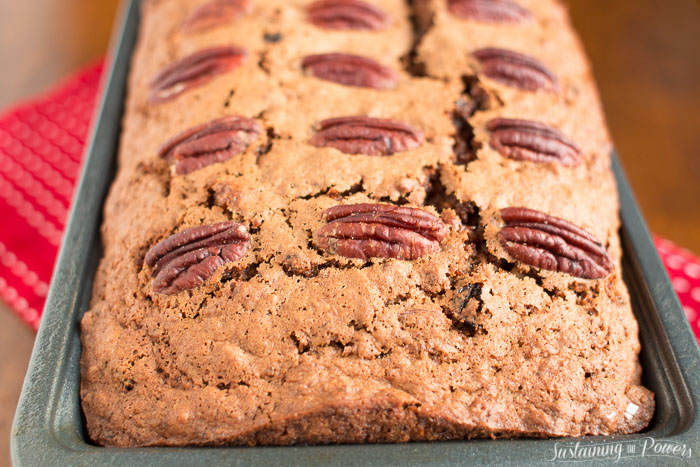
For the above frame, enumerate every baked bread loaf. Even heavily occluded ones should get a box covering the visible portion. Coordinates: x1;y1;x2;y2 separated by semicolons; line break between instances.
80;0;654;446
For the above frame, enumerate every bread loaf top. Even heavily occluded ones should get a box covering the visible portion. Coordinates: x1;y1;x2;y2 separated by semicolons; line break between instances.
80;0;653;447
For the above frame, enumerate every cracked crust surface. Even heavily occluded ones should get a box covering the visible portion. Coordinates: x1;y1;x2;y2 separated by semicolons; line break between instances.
80;0;654;447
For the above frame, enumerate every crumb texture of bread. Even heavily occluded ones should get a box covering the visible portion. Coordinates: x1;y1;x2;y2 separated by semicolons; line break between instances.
80;0;654;447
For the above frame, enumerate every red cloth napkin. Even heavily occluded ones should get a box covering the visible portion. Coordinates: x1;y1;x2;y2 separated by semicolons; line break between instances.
0;62;102;329
1;62;699;345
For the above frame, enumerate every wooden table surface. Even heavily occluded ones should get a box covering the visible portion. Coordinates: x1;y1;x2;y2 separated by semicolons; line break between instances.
0;0;698;462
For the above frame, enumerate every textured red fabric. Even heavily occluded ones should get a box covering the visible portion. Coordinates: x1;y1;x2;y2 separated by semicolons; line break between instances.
655;237;700;345
0;62;103;329
0;61;698;347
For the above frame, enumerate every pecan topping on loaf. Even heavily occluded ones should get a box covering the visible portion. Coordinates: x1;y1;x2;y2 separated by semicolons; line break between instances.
157;116;261;174
145;222;250;294
473;48;557;92
302;53;398;90
181;0;253;34
448;0;532;23
149;46;247;103
307;0;390;30
317;204;447;260
498;207;613;279
487;118;581;166
310;116;423;155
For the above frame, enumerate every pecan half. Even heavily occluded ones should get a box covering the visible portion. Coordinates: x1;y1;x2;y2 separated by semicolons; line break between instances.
487;118;581;166
145;222;250;294
473;48;557;92
317;204;447;260
181;0;253;34
498;207;613;279
149;46;247;103
310;116;423;156
157;116;261;174
308;0;390;30
302;53;398;90
448;0;531;23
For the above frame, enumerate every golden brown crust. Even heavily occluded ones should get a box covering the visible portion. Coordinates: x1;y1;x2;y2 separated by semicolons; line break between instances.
80;0;653;447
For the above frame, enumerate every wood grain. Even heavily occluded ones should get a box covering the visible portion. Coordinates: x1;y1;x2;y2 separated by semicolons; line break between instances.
563;0;700;252
0;305;36;464
0;0;119;108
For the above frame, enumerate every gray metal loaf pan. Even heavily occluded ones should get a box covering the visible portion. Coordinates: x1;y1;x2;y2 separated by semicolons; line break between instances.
11;1;700;465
